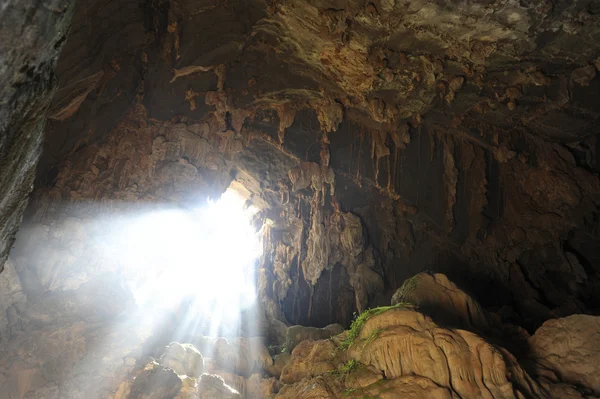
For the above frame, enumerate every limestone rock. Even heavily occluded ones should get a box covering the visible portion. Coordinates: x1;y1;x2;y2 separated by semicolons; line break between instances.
128;363;183;399
159;342;204;378
278;305;547;398
352;307;543;398
268;319;288;347
0;259;26;344
276;375;454;399
391;272;493;330
266;353;291;379
208;371;279;399
0;0;76;273
571;65;596;86
198;373;241;399
284;324;344;352
213;337;272;377
280;339;337;384
391;272;530;353
529;314;600;395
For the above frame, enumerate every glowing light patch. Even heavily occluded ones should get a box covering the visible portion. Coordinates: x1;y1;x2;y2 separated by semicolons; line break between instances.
117;189;261;320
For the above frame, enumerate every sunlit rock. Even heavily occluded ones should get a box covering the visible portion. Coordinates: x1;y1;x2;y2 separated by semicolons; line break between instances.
159;342;204;378
198;373;241;399
128;362;182;399
278;304;548;398
280;339;337;384
213;337;272;377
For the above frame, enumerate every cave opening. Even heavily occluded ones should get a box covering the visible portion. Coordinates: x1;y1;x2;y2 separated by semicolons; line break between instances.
115;185;262;336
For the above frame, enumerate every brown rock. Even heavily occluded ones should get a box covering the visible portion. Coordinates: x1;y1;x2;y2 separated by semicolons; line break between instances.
529;315;600;395
159;342;204;378
284;324;344;352
280;339;337;384
213;337;272;377
198;373;241;399
571;65;596;86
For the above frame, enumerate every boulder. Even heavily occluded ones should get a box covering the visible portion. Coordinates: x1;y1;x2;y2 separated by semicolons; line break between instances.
159;342;203;378
266;353;291;379
277;306;547;399
213;337;272;377
529;314;600;395
280;339;337;384
128;363;182;399
391;272;492;331
391;272;530;354
198;373;241;399
284;324;344;352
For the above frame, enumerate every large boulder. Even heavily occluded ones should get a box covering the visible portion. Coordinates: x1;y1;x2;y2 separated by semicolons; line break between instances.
391;272;493;332
277;305;547;399
198;373;241;399
213;337;272;377
159;342;204;378
280;339;337;384
205;370;279;399
284;324;344;352
529;314;600;395
266;353;291;379
128;363;182;399
391;272;530;354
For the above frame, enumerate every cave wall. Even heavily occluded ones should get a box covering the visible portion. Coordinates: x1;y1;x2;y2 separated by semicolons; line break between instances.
0;0;77;273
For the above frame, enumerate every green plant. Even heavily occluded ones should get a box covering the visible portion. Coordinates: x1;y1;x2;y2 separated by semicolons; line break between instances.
364;328;383;346
327;359;361;376
341;359;359;373
280;346;287;353
395;275;420;302
338;303;410;351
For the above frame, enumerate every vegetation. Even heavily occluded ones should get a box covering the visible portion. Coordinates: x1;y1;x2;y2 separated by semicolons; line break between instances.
338;302;411;351
364;328;383;346
327;359;361;376
394;274;420;302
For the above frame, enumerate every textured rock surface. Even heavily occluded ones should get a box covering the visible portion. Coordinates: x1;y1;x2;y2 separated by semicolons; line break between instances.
0;0;76;273
529;314;600;395
277;306;547;399
391;272;531;354
159;342;204;378
284;323;344;352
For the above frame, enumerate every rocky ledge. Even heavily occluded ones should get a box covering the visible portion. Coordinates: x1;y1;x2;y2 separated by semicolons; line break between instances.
97;272;599;399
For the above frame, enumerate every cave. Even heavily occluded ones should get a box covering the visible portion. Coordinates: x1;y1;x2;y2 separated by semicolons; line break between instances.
1;0;600;398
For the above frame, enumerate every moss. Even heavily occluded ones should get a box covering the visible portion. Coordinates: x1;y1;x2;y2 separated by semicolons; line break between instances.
341;359;359;373
363;328;383;347
338;303;411;351
327;359;361;376
395;274;420;301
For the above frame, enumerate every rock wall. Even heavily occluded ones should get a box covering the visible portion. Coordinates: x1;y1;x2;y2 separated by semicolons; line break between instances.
0;0;76;272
